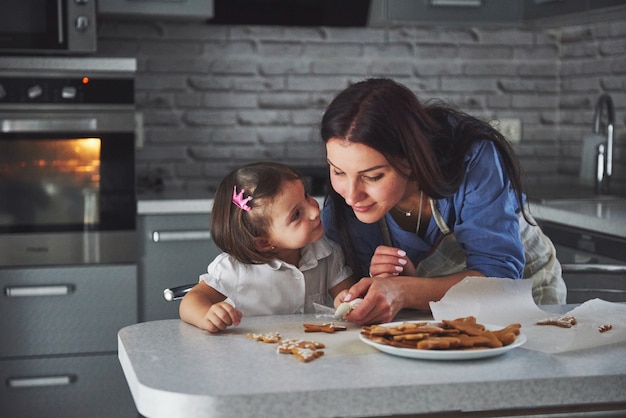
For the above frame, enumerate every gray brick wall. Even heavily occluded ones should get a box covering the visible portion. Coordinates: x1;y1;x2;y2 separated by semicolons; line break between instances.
96;19;625;195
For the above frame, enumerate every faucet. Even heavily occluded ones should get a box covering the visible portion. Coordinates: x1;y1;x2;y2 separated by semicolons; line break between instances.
592;93;615;194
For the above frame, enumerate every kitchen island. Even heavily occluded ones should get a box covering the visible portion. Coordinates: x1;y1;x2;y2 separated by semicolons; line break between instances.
118;308;626;418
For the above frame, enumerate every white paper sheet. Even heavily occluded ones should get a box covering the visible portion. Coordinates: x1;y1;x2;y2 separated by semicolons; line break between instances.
429;276;626;353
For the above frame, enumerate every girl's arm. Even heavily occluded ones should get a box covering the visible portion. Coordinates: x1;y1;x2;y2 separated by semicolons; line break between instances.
329;276;357;308
179;281;242;333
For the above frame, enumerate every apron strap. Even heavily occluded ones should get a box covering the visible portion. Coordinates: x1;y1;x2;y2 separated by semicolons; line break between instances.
429;199;450;234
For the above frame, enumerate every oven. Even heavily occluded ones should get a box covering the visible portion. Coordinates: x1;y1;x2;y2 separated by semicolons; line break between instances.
0;57;137;267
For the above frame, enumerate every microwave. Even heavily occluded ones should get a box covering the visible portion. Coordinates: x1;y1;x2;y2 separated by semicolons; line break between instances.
0;0;97;55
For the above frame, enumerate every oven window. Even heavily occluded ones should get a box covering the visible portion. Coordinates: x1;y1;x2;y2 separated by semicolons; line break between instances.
0;134;135;233
0;0;64;50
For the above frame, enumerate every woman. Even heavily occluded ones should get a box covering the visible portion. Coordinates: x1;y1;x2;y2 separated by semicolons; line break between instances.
320;78;566;325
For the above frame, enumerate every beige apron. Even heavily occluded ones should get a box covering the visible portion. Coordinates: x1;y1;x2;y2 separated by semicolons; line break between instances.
381;199;567;305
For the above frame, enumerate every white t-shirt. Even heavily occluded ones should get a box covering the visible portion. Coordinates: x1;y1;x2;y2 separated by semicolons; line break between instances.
199;236;352;316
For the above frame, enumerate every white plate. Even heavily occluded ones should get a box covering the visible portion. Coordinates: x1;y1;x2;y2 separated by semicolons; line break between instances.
359;320;527;360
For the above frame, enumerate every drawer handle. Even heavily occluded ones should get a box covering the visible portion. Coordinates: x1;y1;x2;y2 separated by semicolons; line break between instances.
568;288;626;294
7;375;76;388
562;264;626;274
152;230;211;243
4;285;75;297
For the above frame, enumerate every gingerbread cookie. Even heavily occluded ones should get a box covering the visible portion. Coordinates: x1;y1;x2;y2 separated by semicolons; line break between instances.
536;316;577;328
276;339;325;362
245;332;282;343
303;323;347;333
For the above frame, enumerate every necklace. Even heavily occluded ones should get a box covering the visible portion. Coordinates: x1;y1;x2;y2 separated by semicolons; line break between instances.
393;191;424;235
393;193;417;217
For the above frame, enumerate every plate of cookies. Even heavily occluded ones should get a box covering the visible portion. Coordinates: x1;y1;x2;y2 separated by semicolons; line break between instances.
359;316;526;360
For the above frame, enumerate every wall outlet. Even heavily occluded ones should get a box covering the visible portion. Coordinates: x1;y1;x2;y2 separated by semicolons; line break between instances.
491;118;522;144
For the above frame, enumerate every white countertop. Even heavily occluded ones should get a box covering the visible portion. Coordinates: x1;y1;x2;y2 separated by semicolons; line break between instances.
118;308;626;418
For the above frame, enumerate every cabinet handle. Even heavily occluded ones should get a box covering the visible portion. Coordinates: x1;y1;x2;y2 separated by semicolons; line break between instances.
4;285;74;297
152;230;211;243
7;375;75;388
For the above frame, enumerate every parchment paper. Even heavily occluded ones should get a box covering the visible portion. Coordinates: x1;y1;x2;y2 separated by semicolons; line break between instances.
429;276;626;353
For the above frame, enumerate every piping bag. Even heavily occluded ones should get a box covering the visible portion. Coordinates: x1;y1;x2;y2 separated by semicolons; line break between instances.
429;276;626;353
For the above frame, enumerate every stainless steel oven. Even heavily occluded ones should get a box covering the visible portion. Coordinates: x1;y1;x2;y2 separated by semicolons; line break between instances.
0;57;137;267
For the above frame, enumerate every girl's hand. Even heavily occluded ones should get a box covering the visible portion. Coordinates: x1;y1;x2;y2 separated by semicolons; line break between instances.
369;245;416;277
202;301;242;333
333;289;350;308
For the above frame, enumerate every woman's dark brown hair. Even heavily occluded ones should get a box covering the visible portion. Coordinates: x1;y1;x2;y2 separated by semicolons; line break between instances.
320;78;527;276
211;162;304;264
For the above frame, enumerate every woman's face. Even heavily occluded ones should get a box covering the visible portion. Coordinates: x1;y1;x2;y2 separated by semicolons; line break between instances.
326;138;412;224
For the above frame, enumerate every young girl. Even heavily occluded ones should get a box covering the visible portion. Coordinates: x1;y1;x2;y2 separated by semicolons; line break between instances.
179;162;355;333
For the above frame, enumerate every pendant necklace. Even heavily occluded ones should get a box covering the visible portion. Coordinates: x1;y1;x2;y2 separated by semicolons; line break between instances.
393;190;424;235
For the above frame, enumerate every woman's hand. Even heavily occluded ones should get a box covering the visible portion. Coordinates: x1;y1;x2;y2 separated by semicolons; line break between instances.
369;245;416;277
341;270;480;325
342;276;407;324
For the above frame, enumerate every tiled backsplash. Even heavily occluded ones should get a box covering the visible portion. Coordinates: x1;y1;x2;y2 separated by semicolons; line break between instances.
96;18;625;194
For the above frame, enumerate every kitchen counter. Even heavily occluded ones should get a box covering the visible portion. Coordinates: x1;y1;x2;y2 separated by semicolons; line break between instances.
118;307;626;418
529;198;626;238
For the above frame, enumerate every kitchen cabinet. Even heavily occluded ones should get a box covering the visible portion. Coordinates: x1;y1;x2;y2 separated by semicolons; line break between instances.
368;0;626;26
0;264;138;418
98;0;213;20
523;0;626;21
139;211;220;322
368;0;523;26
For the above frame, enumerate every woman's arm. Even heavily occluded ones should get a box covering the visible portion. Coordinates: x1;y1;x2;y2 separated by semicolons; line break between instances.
179;280;242;332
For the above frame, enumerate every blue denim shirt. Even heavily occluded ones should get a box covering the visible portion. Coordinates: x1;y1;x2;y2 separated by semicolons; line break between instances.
321;140;526;279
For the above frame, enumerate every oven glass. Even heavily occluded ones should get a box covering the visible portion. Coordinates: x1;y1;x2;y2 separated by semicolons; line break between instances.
0;0;63;50
1;137;100;229
0;133;135;233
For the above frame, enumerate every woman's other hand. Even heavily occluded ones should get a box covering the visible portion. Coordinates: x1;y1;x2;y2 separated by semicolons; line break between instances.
369;245;416;277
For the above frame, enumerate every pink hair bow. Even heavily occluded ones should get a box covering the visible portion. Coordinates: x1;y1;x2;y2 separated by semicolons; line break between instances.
232;185;253;211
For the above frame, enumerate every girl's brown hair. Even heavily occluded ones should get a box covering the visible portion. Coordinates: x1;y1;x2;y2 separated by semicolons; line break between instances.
210;162;304;264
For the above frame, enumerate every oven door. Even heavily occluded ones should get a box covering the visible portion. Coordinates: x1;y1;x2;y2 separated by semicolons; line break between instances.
0;111;136;266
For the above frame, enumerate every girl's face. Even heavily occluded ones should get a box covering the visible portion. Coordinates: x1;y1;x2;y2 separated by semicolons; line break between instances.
265;179;323;252
326;138;412;224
